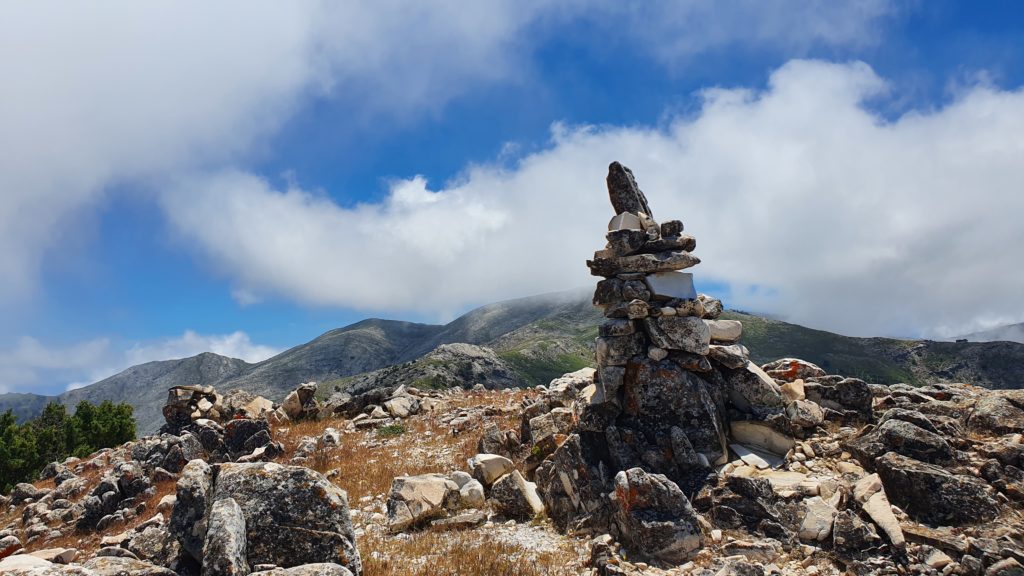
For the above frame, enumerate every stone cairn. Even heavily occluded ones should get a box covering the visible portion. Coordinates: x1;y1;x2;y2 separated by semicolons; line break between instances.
587;160;745;472
535;162;794;563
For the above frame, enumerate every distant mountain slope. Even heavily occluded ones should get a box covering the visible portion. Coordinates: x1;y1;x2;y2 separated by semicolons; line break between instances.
220;319;442;399
958;322;1024;344
0;352;249;434
727;311;1024;388
3;290;1023;435
0;392;55;423
62;352;250;434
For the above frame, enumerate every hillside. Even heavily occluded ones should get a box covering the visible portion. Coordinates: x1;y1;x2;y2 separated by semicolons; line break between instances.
959;321;1024;344
3;290;1024;435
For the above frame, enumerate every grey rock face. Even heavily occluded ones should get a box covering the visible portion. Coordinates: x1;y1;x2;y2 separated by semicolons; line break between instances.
170;459;214;561
203;497;248;576
968;393;1024;435
875;452;999;525
611;468;704;564
213;462;361;574
588;251;701;277
10;483;47;505
82;556;178;575
643;316;710;355
489;470;545;521
847;418;953;466
251;564;354;576
606;161;653;218
721;364;786;416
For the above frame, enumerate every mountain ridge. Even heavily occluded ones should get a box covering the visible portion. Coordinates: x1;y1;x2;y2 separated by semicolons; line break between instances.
3;289;1023;434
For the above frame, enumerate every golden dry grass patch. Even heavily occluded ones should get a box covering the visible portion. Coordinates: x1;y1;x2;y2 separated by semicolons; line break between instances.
358;526;586;576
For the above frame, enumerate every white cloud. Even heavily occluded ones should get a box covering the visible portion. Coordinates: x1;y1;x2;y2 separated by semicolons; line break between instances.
0;331;279;395
0;1;903;310
0;337;110;394
125;331;281;366
580;0;901;62
162;60;1024;338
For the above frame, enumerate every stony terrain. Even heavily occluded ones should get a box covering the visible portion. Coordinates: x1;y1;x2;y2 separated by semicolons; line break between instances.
5;296;1024;436
2;162;1024;576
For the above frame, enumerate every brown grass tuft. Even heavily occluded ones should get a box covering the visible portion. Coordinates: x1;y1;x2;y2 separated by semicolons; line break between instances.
358;529;583;576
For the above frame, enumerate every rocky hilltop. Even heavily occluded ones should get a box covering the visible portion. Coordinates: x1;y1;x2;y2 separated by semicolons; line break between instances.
5;294;1024;436
2;163;1024;575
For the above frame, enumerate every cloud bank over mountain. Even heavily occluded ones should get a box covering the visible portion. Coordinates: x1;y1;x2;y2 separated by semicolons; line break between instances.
165;60;1024;338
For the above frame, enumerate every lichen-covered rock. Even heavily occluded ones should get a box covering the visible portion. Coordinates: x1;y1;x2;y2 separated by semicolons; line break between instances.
10;482;47;505
762;358;826;382
721;363;786;416
489;470;545;521
642;316;710;355
250;563;354;575
203;497;248;576
847;418;953;466
611;468;704;564
0;535;22;559
621;358;728;464
169;459;214;561
213;462;361;574
606;161;653;217
82;556;178;575
875;452;999;525
282;382;320;421
386;474;458;532
968;393;1024;435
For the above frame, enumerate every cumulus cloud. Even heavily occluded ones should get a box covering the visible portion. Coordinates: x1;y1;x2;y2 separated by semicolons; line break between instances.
162;60;1024;338
0;1;903;309
0;337;111;394
1;331;279;395
582;0;901;62
0;0;547;306
124;331;281;366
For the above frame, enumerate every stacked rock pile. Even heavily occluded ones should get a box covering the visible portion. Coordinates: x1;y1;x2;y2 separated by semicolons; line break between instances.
533;162;805;562
589;161;750;404
585;161;751;472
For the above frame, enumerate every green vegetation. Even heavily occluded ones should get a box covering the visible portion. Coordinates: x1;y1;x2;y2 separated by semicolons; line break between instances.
0;400;135;493
500;349;593;387
377;422;407;437
722;311;920;384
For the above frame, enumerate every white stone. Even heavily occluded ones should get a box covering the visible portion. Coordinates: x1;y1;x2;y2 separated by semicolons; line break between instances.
926;549;953;569
647;347;668;361
458;478;486;509
798;496;837;541
862;490;905;547
467;454;515;486
780;379;806;402
706;319;743;343
729;421;795;456
608;212;643;231
730;444;771;469
645;272;696;300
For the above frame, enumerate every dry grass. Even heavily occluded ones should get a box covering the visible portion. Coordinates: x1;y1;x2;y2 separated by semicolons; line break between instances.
359;528;584;576
274;389;536;502
270;388;586;575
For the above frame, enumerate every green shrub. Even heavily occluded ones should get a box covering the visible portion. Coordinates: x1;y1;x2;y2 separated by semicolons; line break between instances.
377;423;407;438
0;400;135;493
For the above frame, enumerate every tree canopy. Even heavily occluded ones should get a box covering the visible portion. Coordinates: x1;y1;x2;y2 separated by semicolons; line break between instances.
0;400;135;493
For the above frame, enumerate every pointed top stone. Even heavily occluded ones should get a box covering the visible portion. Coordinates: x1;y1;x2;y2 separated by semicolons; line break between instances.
607;161;653;218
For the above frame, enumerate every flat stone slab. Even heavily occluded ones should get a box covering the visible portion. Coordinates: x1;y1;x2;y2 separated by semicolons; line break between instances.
730;421;795;456
730;443;771;469
645;272;696;301
608;212;643;231
588;251;700;277
730;444;784;469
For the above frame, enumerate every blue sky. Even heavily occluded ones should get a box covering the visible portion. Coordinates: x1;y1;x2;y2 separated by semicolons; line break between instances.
2;1;1024;395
